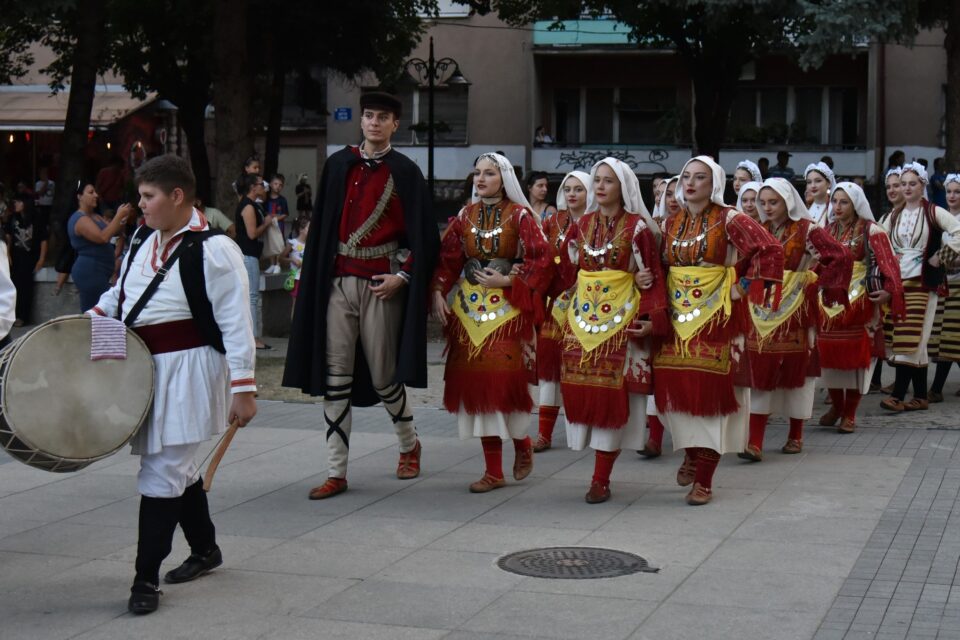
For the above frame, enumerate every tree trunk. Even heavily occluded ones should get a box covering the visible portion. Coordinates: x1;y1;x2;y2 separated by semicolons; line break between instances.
50;0;106;255
263;57;285;180
211;0;252;209
690;62;741;161
944;4;960;170
178;99;212;205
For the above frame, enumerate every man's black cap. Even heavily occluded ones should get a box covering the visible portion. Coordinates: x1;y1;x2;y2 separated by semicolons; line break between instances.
360;92;402;118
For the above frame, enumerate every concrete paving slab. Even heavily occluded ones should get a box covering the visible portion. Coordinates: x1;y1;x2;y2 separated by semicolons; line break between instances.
701;538;862;578
297;514;461;548
668;566;843;612
372;548;526;590
631;602;823;640
428;522;592;554
236;539;414;579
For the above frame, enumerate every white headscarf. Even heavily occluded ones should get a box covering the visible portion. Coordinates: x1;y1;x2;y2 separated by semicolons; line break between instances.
831;182;874;222
736;181;762;211
945;173;960;187
901;161;929;184
804;161;837;191
736;160;763;184
653;175;680;219
587;157;659;241
556;170;591;212
885;166;903;181
675;155;727;208
758;177;813;222
472;152;533;211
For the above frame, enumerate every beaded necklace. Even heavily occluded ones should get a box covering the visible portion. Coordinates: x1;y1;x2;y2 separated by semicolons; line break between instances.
470;200;505;258
583;210;629;267
831;217;863;254
667;209;721;265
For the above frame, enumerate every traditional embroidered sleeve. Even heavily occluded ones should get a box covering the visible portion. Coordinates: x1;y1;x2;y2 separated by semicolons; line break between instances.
429;210;467;299
204;236;257;394
0;242;15;338
869;223;906;320
506;207;555;321
725;210;784;304
632;222;670;337
808;225;852;307
934;206;960;268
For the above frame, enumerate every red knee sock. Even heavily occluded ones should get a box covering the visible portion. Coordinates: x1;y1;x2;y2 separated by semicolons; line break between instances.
592;450;620;486
480;437;504;479
748;414;768;450
647;416;664;447
538;406;560;441
828;388;846;415
843;390;862;421
513;436;532;453
788;418;804;441
694;448;721;489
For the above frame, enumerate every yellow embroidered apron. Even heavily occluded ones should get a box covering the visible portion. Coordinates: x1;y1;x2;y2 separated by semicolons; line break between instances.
567;270;639;355
666;265;736;346
452;280;521;350
749;269;817;340
821;261;866;320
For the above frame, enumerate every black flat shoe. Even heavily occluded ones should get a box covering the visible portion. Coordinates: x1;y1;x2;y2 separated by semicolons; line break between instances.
163;547;223;584
128;581;161;615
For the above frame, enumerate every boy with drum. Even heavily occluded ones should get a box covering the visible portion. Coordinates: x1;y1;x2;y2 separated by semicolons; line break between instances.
90;155;258;614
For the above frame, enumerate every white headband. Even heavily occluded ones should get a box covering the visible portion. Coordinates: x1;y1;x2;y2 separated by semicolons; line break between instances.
735;160;763;184
472;152;533;211
885;166;903;180
901;162;929;184
556;171;591;212
945;173;960;187
805;162;837;189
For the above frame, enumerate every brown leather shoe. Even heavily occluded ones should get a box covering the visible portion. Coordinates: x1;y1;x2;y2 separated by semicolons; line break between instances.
903;397;929;411
396;440;421;480
469;474;506;493
837;418;856;434
818;407;840;427
737;444;763;462
308;477;347;500
781;439;802;454
880;397;905;412
533;434;552;453
676;456;697;487
585;481;611;504
638;439;662;458
513;442;533;481
685;482;712;506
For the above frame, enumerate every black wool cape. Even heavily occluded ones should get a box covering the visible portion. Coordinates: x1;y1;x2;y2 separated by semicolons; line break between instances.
282;146;440;406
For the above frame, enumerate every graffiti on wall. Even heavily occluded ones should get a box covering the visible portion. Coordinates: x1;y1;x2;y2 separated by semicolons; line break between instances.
555;149;670;173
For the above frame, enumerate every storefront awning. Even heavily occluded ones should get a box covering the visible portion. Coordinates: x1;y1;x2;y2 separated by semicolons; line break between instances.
0;84;157;130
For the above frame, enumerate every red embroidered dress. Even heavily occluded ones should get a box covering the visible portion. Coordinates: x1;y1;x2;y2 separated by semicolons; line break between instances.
747;218;851;391
655;205;784;418
537;210;577;384
431;199;555;416
556;210;669;429
819;218;905;370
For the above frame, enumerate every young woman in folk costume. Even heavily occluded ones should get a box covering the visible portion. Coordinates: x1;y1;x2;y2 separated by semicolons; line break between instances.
818;182;904;432
431;153;555;493
880;162;960;412
655;156;784;505
555;158;668;503
926;174;960;401
740;178;851;460
871;167;908;393
640;173;680;459
732;160;763;198
736;182;762;221
805;161;837;227
534;171;590;452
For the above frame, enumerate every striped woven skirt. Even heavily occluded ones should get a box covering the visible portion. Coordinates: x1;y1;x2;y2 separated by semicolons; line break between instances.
884;278;937;367
929;285;960;362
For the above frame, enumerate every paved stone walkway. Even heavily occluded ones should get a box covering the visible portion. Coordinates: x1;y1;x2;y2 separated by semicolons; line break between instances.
0;375;958;638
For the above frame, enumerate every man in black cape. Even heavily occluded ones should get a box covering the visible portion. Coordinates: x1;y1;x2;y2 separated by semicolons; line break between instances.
283;92;440;499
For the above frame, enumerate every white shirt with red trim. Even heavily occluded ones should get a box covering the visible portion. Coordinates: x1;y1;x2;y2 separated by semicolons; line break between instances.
92;209;256;393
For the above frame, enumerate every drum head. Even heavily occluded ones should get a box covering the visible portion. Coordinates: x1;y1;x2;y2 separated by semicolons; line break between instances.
2;316;154;461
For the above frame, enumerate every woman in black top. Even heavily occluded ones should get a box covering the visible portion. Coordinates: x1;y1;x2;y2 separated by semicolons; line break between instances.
5;195;48;325
235;174;275;349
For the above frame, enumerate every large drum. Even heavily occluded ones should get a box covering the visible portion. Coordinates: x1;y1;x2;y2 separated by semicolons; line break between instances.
0;315;154;472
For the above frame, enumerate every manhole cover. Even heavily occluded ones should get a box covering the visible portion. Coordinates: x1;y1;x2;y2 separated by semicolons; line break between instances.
497;547;659;579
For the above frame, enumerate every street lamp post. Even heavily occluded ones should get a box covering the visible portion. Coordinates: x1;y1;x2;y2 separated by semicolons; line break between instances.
404;36;469;203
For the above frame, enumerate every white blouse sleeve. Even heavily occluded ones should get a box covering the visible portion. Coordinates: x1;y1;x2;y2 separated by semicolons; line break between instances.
203;236;257;393
0;243;15;338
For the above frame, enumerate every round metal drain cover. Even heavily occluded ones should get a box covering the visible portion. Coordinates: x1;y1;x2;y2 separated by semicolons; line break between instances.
497;547;658;579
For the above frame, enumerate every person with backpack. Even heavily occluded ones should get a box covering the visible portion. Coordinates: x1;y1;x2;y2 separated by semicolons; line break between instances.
89;154;257;615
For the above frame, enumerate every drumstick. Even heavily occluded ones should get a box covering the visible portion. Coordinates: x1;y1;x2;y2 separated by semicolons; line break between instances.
202;418;240;492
